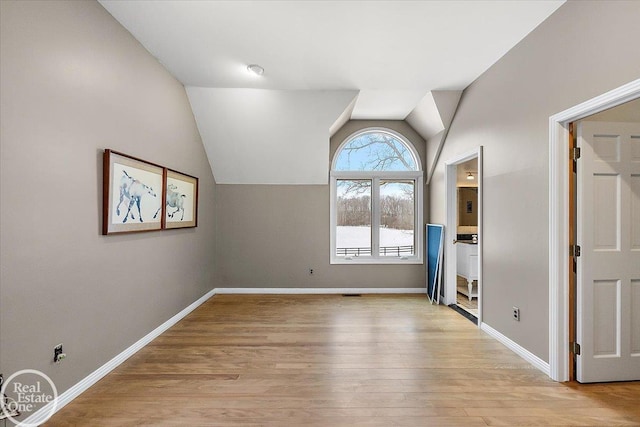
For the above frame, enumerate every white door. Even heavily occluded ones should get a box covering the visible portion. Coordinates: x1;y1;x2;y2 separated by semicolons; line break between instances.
576;121;640;383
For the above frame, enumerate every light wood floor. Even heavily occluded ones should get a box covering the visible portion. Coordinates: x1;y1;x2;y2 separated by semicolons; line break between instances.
46;295;640;426
455;294;478;316
457;276;478;315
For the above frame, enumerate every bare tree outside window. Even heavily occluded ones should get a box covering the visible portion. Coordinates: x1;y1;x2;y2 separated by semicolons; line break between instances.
379;180;414;256
335;132;417;172
333;131;419;258
336;180;371;256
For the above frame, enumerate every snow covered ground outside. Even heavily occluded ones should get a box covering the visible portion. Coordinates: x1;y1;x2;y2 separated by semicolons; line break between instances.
336;226;414;249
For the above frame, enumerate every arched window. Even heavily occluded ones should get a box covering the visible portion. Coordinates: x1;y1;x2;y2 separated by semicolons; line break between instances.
330;128;423;264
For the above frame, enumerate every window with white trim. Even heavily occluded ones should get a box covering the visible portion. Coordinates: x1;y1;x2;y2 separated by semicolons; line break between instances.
330;128;423;264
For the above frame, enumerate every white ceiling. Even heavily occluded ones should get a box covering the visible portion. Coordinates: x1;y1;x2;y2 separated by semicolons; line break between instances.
187;88;357;184
99;0;565;184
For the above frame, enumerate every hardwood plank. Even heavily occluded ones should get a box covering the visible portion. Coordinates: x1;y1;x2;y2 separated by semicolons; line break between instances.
45;295;640;426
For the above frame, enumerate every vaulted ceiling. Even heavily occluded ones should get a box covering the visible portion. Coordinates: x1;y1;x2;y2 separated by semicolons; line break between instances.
99;0;565;184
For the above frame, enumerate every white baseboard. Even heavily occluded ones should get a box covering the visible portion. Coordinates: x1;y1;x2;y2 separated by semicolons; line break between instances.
480;322;550;376
213;287;428;294
22;288;216;426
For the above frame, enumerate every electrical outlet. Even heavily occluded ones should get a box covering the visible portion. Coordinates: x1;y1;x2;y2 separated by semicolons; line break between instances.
54;344;65;363
513;307;520;321
309;268;314;275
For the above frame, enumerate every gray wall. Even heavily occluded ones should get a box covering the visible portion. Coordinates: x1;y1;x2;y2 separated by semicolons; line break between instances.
0;0;217;393
216;120;427;288
429;0;640;361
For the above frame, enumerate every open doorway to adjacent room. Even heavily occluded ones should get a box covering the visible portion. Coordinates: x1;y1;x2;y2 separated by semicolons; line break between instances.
454;158;479;317
444;148;483;324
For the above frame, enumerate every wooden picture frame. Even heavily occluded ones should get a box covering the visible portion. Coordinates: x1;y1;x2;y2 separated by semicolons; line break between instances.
103;150;165;235
164;169;198;229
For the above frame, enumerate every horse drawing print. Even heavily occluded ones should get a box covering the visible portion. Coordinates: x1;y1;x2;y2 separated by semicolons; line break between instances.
116;170;157;223
154;183;186;221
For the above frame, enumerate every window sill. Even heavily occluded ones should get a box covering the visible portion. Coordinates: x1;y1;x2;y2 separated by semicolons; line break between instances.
330;257;423;265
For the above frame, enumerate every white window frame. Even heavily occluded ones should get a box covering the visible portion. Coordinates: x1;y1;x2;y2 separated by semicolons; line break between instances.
330;128;424;265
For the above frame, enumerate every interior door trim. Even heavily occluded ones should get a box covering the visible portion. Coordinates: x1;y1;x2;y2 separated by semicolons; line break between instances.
548;78;640;382
444;147;483;326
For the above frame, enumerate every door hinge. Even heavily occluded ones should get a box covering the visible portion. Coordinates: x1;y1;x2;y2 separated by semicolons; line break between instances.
572;147;581;161
570;342;581;355
570;244;581;257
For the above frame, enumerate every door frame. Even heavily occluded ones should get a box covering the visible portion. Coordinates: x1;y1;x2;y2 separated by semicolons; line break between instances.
549;78;640;382
444;147;483;325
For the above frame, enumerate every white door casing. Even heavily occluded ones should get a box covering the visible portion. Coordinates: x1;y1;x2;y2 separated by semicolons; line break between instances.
444;147;483;324
549;79;640;383
576;121;640;383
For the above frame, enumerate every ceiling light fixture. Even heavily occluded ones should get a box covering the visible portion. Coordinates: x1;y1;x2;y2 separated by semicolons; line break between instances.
467;172;474;180
247;64;264;76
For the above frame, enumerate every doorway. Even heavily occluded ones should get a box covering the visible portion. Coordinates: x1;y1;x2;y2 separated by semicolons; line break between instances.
549;78;640;382
444;148;483;325
569;99;640;383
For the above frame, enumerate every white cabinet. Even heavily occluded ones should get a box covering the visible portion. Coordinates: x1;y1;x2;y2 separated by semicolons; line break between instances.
456;242;478;300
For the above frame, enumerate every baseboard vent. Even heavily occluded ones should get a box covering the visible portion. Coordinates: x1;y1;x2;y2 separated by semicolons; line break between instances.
342;294;362;297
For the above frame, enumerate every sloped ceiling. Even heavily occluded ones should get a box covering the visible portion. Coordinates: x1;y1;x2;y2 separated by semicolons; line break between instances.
187;88;357;184
99;0;565;184
406;91;463;141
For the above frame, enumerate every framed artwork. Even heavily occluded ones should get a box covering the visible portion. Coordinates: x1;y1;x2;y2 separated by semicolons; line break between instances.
164;169;198;229
103;150;165;235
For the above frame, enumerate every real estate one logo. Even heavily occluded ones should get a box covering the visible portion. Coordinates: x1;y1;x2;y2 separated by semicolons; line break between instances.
1;369;58;426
